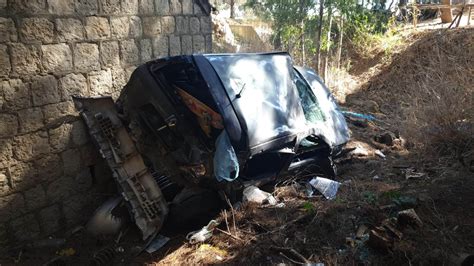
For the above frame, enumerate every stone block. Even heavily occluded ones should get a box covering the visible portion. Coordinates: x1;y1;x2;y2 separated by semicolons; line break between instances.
31;75;61;106
121;0;138;14
74;43;100;72
0;0;5;9
193;2;203;15
63;192;94;225
175;16;189;34
169;0;181;14
193;34;205;53
181;34;192;54
120;39;139;65
110;16;130;39
154;0;169;15
46;177;74;202
56;18;84;42
10;214;40;241
99;0;120;14
0;18;17;43
47;0;75;14
205;33;211;53
169;35;180;56
182;0;192;14
49;123;72;152
0;139;13;169
189;17;200;34
34;153;62;181
75;0;99;15
152;35;168;57
19;18;54;43
161;16;175;34
42;101;77;124
85;16;110;40
140;38;152;62
139;0;153;14
24;185;47;210
8;159;34;188
0;114;18;138
10;0;47;14
0;193;25;222
10;43;41;75
111;67;126;90
39;204;62;234
1;79;30;110
72;120;89;146
0;171;11;195
62;148;82;175
18;107;43;133
59;73;89;100
142;16;161;37
73;169;93;192
129;16;142;37
200;16;211;34
41;44;73;73
100;41;120;67
0;45;10;77
89;69;113;96
13;131;50;161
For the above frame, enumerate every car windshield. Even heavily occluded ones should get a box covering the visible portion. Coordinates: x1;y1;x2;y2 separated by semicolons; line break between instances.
293;69;326;124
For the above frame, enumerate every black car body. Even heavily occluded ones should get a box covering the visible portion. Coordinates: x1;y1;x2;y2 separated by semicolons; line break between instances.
74;52;349;240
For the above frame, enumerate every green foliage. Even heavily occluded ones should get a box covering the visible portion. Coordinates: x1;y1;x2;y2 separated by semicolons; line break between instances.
245;0;396;66
302;201;316;213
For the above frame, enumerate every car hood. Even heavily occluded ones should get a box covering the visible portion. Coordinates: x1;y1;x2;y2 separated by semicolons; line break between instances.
193;53;349;154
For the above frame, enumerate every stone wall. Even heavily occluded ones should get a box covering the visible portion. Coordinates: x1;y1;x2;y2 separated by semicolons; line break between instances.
0;0;212;249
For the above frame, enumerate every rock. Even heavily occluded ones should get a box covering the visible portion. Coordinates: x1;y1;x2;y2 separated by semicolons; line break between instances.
374;132;396;146
397;208;423;228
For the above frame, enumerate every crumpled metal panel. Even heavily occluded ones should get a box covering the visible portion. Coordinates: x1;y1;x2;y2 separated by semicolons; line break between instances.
204;53;308;152
73;96;168;240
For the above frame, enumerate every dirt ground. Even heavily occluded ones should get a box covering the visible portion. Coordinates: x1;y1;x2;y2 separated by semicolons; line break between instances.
2;27;473;266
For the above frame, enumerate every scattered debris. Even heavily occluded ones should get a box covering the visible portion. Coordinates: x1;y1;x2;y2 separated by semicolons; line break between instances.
243;186;277;205
56;247;76;257
374;132;396;146
145;235;170;254
373;175;381;180
309;177;341;200
351;145;369;156
374;149;386;159
86;196;127;237
368;209;423;252
186;220;220;244
356;225;369;239
403;168;426;180
341;111;376;121
397;208;423;228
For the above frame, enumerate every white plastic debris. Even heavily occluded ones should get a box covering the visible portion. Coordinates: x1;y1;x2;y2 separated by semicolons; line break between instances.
351;145;369;156
242;185;277;205
374;149;386;159
186;220;219;244
309;177;341;200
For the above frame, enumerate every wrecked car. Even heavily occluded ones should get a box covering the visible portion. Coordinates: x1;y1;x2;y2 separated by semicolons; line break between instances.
73;52;350;240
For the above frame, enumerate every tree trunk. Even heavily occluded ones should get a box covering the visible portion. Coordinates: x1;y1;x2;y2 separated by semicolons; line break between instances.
300;0;305;66
324;6;333;81
440;0;453;23
337;15;344;69
315;0;324;73
230;0;235;19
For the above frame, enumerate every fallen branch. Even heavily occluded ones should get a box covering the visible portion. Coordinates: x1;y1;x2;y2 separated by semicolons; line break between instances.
271;246;310;264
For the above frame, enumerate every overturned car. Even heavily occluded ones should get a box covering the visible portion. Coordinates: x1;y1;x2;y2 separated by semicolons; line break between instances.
74;52;350;240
